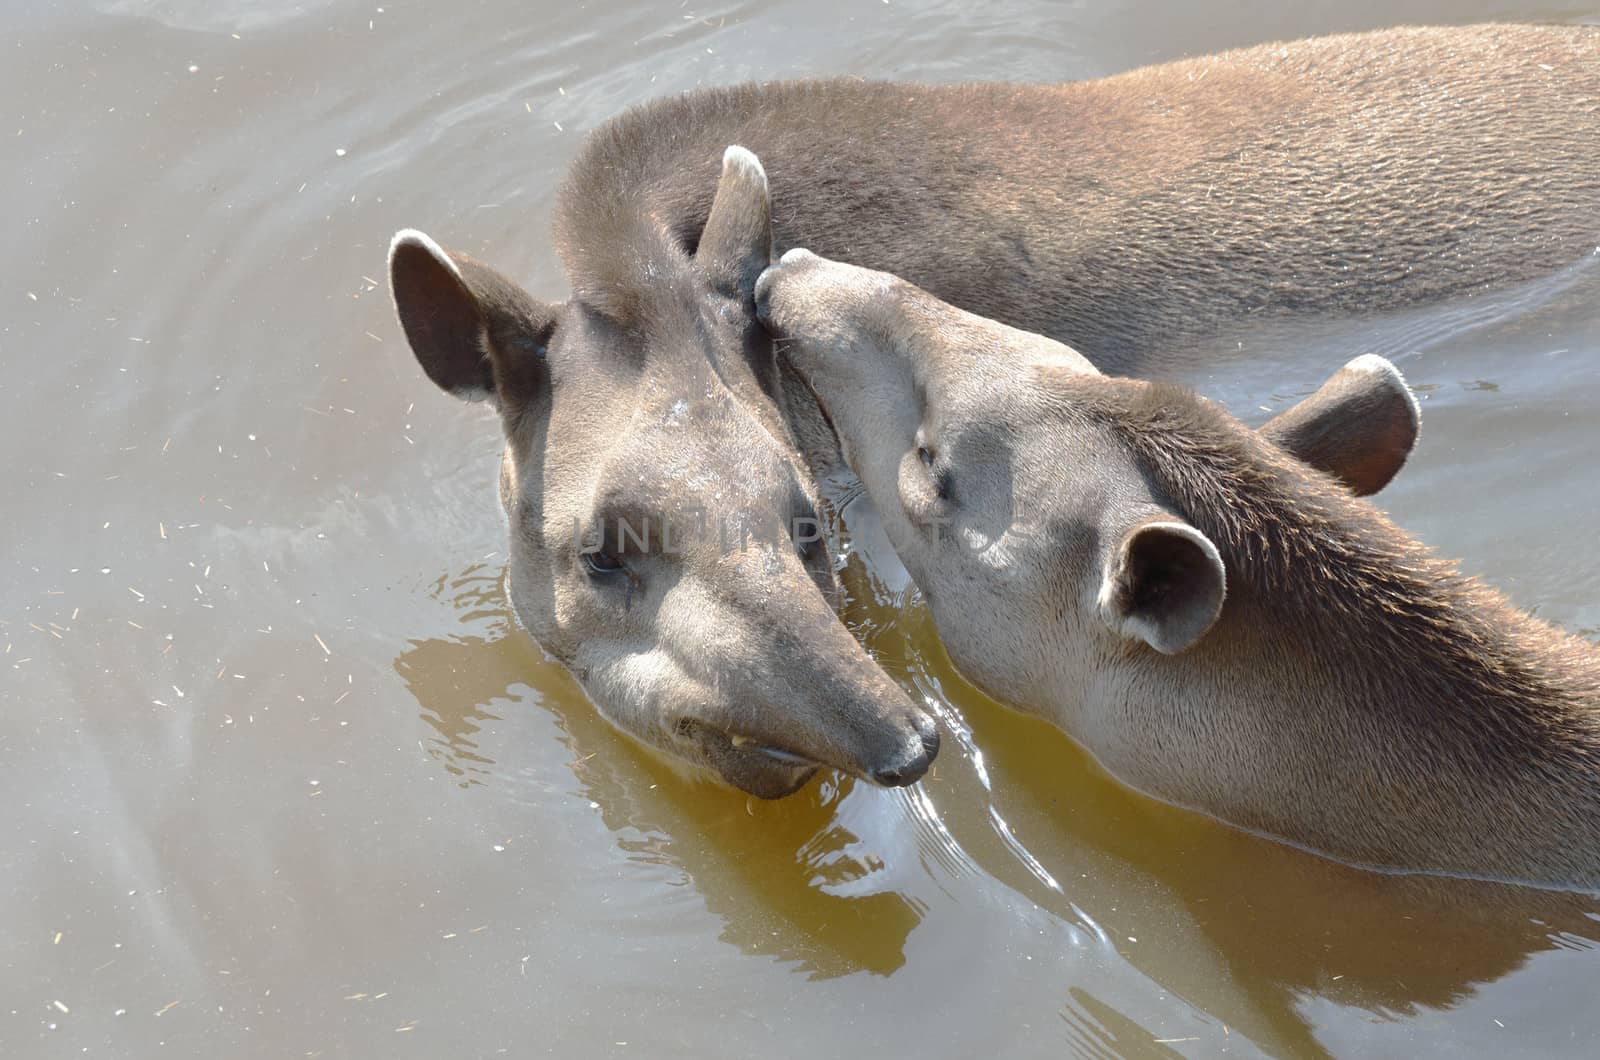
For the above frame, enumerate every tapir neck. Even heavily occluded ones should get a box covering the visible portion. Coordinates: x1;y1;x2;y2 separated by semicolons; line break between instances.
1029;379;1600;890
1087;584;1600;889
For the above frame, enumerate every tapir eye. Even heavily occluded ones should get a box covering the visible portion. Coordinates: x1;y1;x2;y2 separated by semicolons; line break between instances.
913;440;950;501
582;549;627;577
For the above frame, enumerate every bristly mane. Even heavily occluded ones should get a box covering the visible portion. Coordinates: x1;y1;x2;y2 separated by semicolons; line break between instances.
1043;373;1600;769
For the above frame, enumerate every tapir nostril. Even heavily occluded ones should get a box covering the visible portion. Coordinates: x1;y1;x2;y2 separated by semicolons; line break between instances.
870;714;940;788
872;764;917;787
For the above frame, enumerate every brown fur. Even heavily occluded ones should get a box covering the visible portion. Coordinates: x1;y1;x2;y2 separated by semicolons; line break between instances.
1053;376;1600;884
559;23;1600;369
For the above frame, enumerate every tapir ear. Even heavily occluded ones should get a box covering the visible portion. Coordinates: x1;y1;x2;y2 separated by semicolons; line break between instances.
388;229;557;408
1258;354;1419;497
1098;518;1226;654
695;145;773;297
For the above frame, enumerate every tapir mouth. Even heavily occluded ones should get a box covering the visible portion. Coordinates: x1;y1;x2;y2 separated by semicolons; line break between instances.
691;712;939;798
726;732;816;766
690;723;822;799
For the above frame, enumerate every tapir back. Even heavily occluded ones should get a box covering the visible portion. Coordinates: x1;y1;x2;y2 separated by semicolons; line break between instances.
561;23;1600;370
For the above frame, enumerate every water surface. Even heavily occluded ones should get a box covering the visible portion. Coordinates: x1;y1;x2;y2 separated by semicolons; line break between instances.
6;1;1600;1056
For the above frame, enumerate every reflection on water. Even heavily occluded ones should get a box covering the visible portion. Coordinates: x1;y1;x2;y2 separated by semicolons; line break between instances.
9;0;1600;1055
841;545;1600;1055
396;567;928;980
400;566;510;786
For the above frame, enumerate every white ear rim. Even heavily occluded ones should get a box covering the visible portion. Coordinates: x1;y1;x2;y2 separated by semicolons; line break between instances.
1097;519;1226;654
388;228;464;281
387;228;493;404
1342;353;1421;428
722;144;768;190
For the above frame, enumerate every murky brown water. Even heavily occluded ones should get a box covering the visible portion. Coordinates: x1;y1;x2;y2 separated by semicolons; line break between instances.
7;1;1600;1056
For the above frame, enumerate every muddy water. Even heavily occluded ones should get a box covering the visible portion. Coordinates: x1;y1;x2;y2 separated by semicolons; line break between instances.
6;1;1600;1056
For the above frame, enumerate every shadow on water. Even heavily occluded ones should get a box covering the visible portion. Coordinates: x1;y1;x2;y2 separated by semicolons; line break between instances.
392;564;925;981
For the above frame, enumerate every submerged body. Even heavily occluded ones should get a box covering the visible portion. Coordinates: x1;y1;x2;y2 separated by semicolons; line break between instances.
389;23;1599;797
758;247;1600;889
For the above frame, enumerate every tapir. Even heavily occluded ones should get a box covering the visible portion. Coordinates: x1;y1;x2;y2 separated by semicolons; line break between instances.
758;245;1600;889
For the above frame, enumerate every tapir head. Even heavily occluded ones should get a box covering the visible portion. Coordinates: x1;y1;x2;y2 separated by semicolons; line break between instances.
387;150;938;798
757;247;1420;706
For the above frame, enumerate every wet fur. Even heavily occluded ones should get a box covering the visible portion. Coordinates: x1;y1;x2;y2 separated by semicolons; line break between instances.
1044;375;1600;885
559;23;1600;369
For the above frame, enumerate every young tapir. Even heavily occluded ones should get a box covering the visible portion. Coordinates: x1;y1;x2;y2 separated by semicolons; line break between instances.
756;246;1600;889
388;22;1596;798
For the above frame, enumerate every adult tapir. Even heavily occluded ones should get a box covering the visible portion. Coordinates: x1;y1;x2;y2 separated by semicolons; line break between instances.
387;23;1599;797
